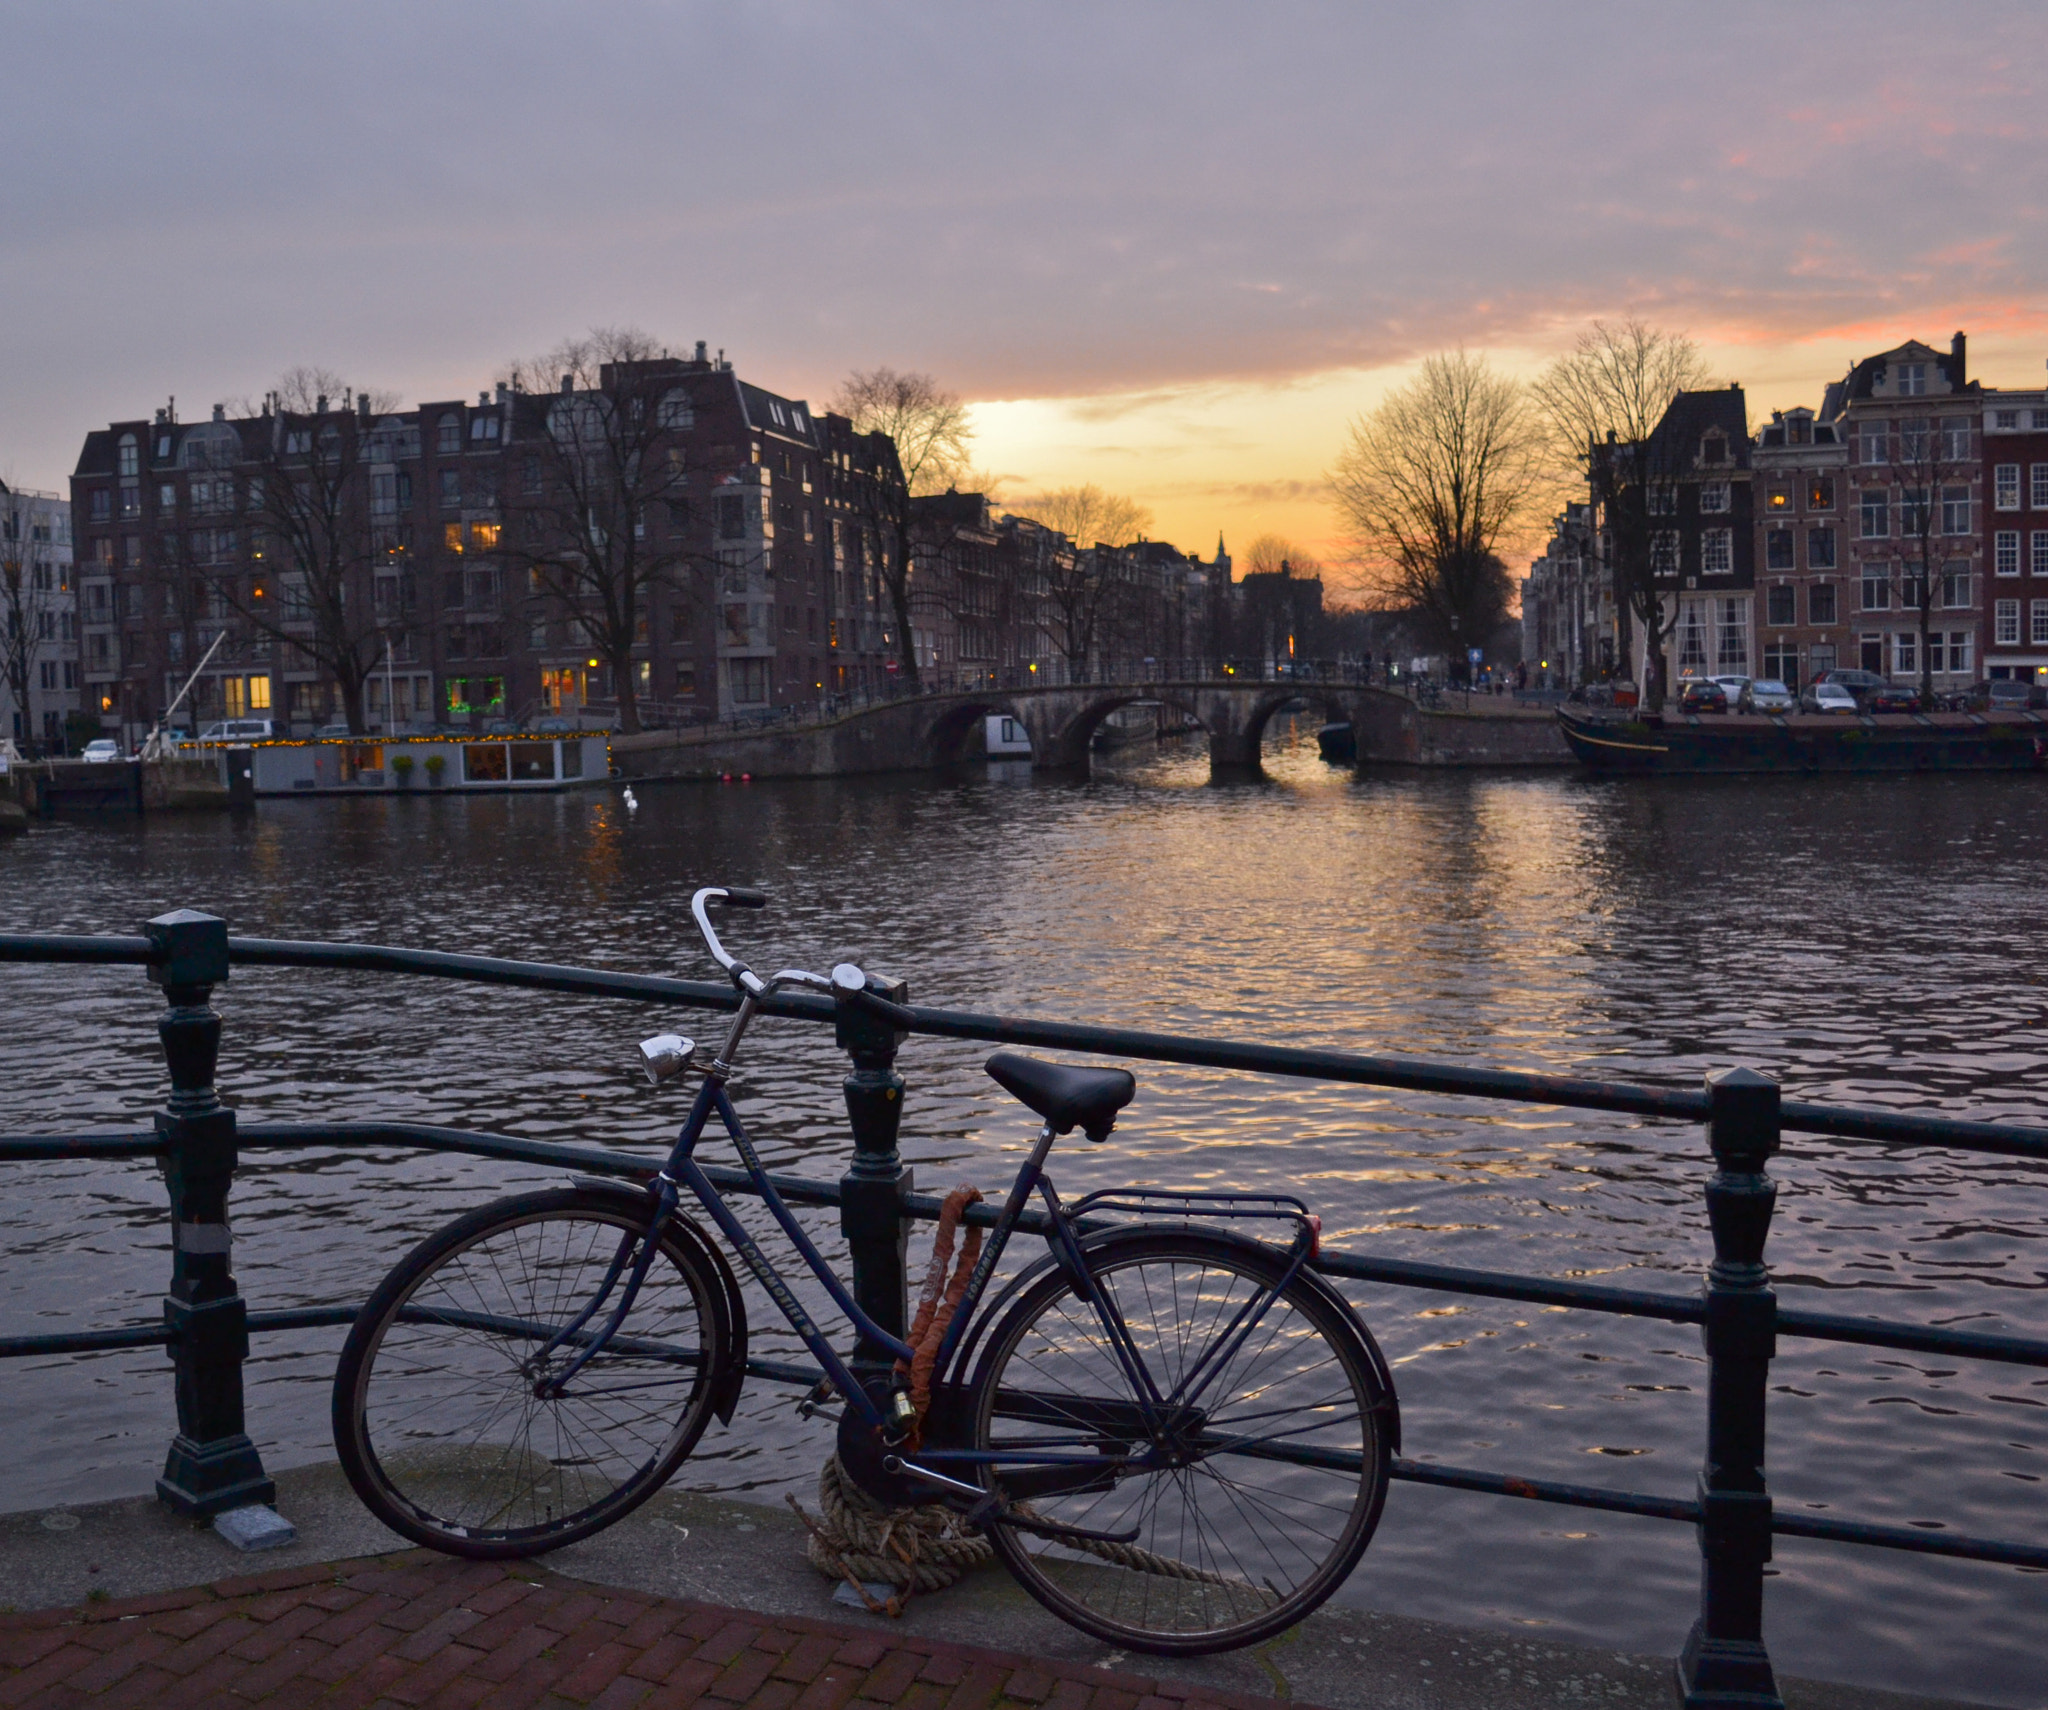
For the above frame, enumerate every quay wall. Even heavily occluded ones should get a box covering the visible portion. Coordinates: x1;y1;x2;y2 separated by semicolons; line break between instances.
1353;699;1575;768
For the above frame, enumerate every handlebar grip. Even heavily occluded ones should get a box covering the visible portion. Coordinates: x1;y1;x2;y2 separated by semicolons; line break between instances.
715;887;769;909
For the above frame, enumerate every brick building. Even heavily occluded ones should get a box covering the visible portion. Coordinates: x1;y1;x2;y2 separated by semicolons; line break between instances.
1826;334;1984;689
67;348;908;745
1748;405;1849;688
1981;385;2048;684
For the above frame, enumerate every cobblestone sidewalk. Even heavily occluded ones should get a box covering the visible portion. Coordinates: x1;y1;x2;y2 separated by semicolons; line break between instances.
0;1549;1298;1710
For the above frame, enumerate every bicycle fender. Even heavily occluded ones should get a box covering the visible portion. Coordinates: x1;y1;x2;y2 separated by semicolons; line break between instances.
571;1178;749;1426
1004;1222;1402;1453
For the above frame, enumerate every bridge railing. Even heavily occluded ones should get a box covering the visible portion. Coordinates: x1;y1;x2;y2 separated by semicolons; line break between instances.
2;914;2043;1708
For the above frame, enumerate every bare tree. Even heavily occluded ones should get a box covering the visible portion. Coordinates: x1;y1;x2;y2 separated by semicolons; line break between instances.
504;328;703;734
0;482;61;749
1882;412;1979;706
831;368;973;689
1330;351;1541;667
1012;485;1153;677
1531;320;1711;701
230;369;397;734
1240;533;1324;577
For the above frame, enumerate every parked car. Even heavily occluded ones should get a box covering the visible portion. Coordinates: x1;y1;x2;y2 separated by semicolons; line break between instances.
310;722;355;739
196;719;277;741
1867;682;1923;714
1800;681;1861;715
79;739;123;763
1959;678;2045;713
1679;679;1729;714
1737;679;1796;713
1709;675;1752;708
1809;667;1887;709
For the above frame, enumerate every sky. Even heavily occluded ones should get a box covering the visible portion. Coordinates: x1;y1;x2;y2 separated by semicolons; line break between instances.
4;1;2046;587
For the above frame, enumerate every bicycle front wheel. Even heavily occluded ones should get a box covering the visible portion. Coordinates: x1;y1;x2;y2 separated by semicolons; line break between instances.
969;1229;1391;1654
333;1187;723;1558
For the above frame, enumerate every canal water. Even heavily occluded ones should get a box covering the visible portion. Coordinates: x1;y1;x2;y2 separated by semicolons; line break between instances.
1;720;2043;1703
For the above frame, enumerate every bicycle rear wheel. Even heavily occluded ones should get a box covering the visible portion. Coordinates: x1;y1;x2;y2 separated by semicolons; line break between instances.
968;1229;1391;1654
333;1186;723;1558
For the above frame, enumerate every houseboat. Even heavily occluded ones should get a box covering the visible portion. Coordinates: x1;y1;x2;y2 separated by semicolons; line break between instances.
180;730;611;796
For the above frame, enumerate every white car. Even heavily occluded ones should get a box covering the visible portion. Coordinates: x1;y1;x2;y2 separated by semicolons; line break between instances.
196;719;277;741
1801;681;1859;716
1710;675;1752;708
80;739;123;763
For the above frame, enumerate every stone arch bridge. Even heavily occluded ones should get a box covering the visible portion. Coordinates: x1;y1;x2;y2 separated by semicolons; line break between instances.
613;678;1420;782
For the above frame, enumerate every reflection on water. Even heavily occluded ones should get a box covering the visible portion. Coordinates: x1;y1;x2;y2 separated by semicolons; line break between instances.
1;717;2043;1702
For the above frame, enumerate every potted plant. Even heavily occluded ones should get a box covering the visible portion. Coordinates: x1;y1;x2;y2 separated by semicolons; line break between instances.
390;751;415;788
423;752;447;789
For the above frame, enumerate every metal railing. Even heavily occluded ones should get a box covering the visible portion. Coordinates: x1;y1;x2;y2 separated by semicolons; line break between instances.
2;913;2043;1709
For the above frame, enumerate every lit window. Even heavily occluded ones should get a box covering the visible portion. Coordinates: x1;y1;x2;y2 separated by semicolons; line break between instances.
444;523;464;554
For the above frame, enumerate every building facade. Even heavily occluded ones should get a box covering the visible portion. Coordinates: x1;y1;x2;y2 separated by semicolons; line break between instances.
1521;502;1604;687
1747;406;1849;688
1827;334;1984;689
1981;385;2048;683
68;351;911;743
0;482;77;749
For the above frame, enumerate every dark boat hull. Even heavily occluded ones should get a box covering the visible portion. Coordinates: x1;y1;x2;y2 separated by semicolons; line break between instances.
1557;707;2048;775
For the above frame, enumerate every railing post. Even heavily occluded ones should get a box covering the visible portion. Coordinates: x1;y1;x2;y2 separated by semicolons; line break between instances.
148;909;274;1518
836;969;913;1394
1679;1067;1783;1709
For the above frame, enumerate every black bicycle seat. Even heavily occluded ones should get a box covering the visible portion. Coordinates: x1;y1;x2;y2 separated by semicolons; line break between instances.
984;1051;1135;1142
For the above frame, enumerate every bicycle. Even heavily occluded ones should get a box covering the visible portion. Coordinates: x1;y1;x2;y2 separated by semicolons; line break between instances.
331;887;1398;1655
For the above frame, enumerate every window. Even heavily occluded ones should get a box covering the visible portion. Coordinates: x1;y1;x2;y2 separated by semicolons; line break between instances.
437;414;461;454
2036;410;2048;431
117;435;138;478
2032;601;2048;645
1766;529;1795;570
1941;487;1971;535
674;662;696;698
1861;567;1891;611
1899;418;1930;460
1996;599;2021;645
1862;427;1888;465
1808;582;1837;626
284;430;311;455
2033;465;2048;509
1763;641;1798;686
1950;630;1973;673
1899;486;1931;536
118;485;140;518
438;470;461;509
1898;363;1926;396
1702;528;1733;575
1808;475;1835;510
443;522;464;554
1860;490;1889;537
159;482;177;510
1677;604;1708;670
717;494;746;540
1942;419;1971;461
1650;531;1679;575
1646;484;1676;516
1996;409;2020;430
1996;465;2021;510
1943;566;1972;609
2035;531;2048;576
90;490;110;523
470;521;500;551
1765;484;1790;512
1807;525;1836;569
443;571;465;609
1895;631;1917;675
468;414;500;442
1997;531;2021;576
1701;435;1727;466
1716;598;1748;670
657;391;693;430
1700;481;1730;514
730;656;770;704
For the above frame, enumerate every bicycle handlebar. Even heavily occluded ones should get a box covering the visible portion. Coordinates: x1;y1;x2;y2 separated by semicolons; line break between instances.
687;885;912;1027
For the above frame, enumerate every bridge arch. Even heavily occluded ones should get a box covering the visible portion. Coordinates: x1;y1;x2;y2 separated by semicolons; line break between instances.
921;696;1030;768
1022;687;1210;771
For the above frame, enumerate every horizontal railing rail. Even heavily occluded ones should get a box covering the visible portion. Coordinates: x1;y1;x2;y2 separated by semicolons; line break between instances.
2;919;2042;1707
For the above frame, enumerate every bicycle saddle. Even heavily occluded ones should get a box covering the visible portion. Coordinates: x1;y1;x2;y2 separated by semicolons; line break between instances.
984;1051;1135;1142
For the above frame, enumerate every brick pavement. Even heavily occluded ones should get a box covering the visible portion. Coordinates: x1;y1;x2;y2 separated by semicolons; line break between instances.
0;1549;1300;1710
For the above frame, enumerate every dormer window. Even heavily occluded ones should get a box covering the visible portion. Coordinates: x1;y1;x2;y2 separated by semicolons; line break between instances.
1898;363;1927;396
117;434;139;478
1702;434;1727;466
469;415;500;442
437;413;461;454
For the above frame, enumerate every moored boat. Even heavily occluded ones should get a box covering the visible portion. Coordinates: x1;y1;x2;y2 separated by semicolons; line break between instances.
1557;705;2048;775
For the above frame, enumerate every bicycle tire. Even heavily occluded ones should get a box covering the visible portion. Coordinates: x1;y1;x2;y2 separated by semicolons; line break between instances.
333;1186;724;1559
968;1228;1391;1655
